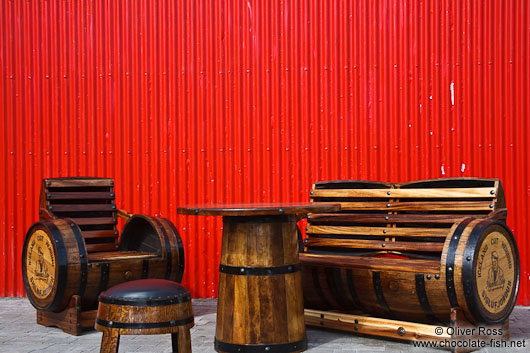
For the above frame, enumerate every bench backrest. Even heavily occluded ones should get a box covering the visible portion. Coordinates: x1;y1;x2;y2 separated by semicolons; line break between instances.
39;177;119;253
305;178;506;260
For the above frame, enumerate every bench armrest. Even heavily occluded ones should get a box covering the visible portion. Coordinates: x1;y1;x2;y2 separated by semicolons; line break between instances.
117;209;133;221
489;208;507;221
39;207;56;221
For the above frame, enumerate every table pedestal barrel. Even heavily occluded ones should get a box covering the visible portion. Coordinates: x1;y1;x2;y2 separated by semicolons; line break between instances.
215;215;307;353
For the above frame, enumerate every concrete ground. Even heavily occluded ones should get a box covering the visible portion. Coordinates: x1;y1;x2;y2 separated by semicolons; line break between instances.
1;298;529;352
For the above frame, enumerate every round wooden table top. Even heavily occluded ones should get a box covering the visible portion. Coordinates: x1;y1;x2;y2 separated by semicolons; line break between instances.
177;202;340;216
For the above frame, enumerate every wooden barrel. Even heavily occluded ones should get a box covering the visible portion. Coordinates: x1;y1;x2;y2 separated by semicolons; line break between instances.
215;215;307;353
22;216;185;313
22;218;86;312
119;214;185;283
301;218;520;325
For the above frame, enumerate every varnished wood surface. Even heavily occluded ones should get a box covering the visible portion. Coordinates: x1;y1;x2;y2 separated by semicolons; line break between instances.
308;213;483;224
82;230;118;239
311;178;503;214
215;212;306;351
38;208;56;221
67;217;117;226
86;243;119;253
96;297;193;353
96;301;194;336
100;329;120;353
305;309;451;341
305;238;445;253
173;330;192;353
36;296;98;336
177;202;340;216
45;177;114;188
46;191;115;200
320;201;493;211
307;225;449;238
313;177;500;188
87;251;158;262
299;178;517;329
305;307;509;349
49;204;117;212
36;296;88;336
117;209;133;221
300;253;440;273
40;177;119;252
311;187;496;198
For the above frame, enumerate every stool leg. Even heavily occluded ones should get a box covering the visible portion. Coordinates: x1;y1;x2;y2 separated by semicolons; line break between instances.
171;328;191;353
100;329;120;353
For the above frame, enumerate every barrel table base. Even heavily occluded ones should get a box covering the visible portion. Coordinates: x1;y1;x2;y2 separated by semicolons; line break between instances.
177;203;340;353
215;215;307;353
215;339;307;353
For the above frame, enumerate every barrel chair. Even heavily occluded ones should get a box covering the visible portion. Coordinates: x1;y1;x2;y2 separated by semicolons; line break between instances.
22;177;185;335
300;178;520;344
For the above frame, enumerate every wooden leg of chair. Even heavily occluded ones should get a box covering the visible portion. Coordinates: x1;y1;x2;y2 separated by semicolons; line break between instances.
100;329;120;353
172;328;191;353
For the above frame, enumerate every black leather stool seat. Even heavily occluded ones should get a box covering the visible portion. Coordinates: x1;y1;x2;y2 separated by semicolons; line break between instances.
95;279;194;353
99;279;191;306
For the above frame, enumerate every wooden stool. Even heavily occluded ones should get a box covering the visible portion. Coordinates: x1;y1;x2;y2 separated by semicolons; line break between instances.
95;279;194;353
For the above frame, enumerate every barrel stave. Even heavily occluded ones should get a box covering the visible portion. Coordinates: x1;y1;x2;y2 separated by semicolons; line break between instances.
452;219;482;322
302;265;449;323
378;271;428;322
82;264;104;309
54;219;84;312
423;271;451;322
284;271;305;342
159;218;185;282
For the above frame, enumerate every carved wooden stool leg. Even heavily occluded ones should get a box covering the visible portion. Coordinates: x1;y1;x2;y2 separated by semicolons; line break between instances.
172;328;191;353
100;329;120;353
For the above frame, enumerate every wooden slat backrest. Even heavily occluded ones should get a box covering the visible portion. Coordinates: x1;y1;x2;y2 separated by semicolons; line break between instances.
305;178;506;259
39;177;118;252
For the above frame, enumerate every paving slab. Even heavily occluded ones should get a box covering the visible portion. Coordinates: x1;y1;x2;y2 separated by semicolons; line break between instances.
0;298;528;352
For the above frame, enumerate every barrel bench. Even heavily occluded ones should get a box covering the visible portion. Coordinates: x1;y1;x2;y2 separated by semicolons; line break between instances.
21;177;185;335
300;178;520;345
95;279;194;353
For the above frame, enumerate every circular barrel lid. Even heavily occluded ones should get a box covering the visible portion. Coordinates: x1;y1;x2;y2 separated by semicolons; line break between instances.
465;220;520;324
22;224;60;310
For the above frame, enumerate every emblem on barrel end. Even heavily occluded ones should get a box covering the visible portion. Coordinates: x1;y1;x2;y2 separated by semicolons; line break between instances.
486;251;505;292
475;232;514;314
35;246;50;279
25;230;56;299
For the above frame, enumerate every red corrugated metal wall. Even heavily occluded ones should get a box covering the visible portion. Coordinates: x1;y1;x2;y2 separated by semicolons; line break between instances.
1;0;529;303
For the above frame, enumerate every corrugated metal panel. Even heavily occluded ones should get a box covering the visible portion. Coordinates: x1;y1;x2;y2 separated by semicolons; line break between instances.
0;0;529;303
